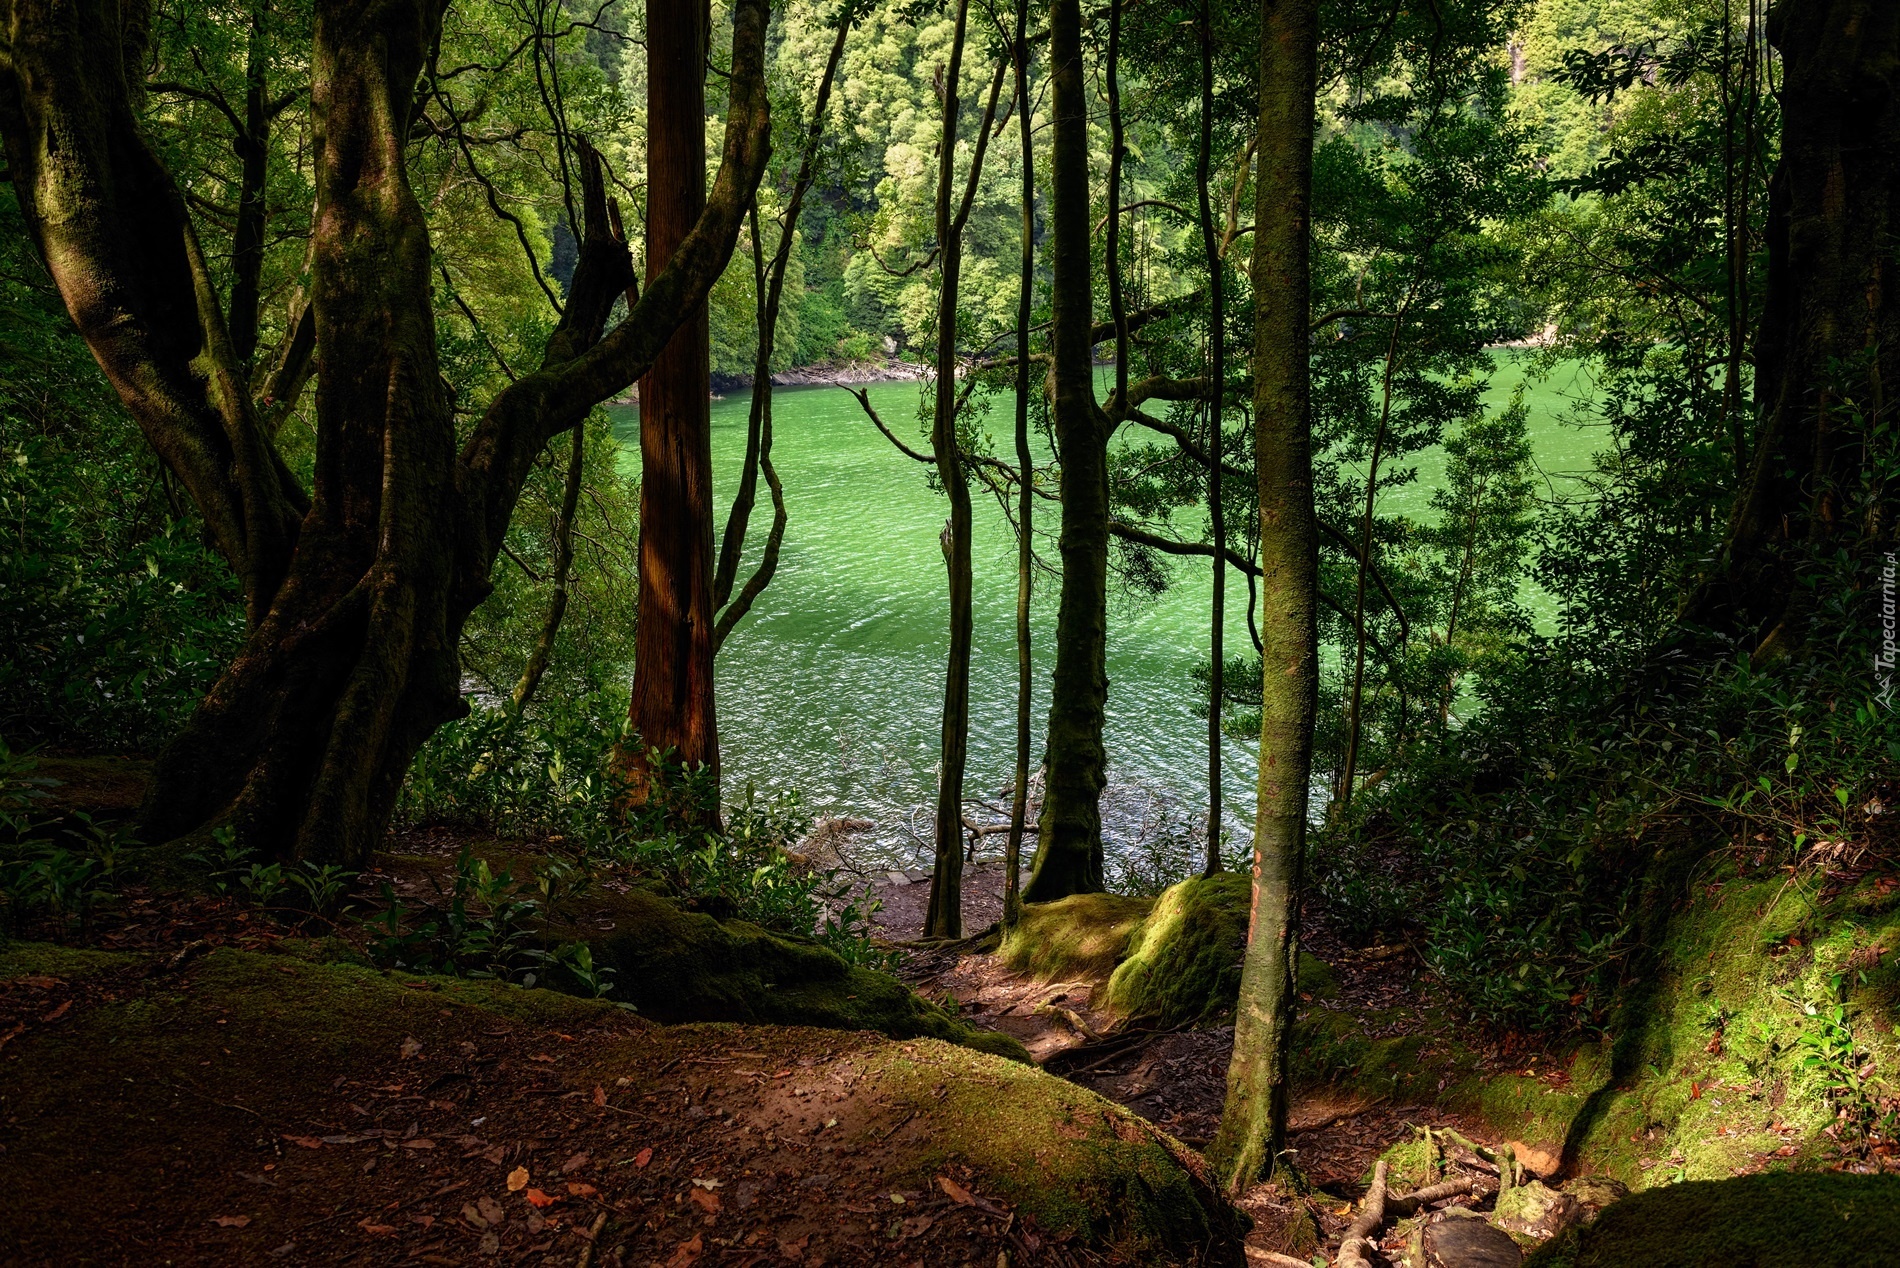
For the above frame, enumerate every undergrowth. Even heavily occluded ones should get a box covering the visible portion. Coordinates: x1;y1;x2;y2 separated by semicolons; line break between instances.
1315;586;1898;1034
397;693;887;968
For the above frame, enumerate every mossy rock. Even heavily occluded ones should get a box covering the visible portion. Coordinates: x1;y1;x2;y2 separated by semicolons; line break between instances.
1521;1172;1900;1267
1002;874;1337;1027
1001;890;1156;984
1103;873;1251;1025
0;943;1239;1264
552;884;1030;1062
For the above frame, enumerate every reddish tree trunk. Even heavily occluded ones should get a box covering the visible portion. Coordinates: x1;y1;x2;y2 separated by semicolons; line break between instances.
620;0;721;801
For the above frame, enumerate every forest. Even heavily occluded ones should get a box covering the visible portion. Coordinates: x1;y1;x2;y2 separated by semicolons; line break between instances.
0;0;1896;1262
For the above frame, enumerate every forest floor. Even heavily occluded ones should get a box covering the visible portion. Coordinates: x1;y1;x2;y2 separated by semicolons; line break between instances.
866;862;1510;1262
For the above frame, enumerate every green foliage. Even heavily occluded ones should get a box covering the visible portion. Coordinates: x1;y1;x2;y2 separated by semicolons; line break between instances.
0;745;127;938
399;695;886;967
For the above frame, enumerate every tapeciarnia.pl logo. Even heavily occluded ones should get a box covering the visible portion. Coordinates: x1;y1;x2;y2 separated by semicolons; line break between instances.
1879;553;1897;707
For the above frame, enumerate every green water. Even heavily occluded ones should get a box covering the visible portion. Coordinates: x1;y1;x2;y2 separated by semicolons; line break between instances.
608;352;1601;867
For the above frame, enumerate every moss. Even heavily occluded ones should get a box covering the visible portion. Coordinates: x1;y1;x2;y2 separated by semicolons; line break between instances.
1103;874;1251;1025
1001;891;1156;984
844;1035;1246;1262
0;940;137;980
558;885;1031;1062
2;947;1239;1265
1522;1173;1900;1267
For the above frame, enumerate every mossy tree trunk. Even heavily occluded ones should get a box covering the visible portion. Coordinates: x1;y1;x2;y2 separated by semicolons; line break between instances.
1685;0;1900;651
1209;0;1319;1194
1025;0;1109;903
618;0;722;806
0;0;772;865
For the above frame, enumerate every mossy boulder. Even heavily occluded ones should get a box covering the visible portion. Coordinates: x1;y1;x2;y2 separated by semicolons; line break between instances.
1521;1173;1900;1267
1001;890;1156;983
1103;873;1251;1025
550;883;1030;1061
1002;873;1338;1026
0;942;1239;1264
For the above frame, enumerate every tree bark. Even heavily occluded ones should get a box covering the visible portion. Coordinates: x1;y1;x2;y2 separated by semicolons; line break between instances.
1685;0;1900;650
619;0;720;805
1209;0;1319;1194
1004;0;1036;929
1024;0;1108;903
1;0;773;864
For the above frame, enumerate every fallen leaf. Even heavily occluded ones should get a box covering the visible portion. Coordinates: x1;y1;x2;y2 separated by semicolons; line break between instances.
664;1233;704;1267
688;1187;720;1214
1691;1081;1703;1100
562;1151;590;1173
461;1203;485;1229
938;1176;975;1206
400;1037;422;1059
482;1146;506;1165
506;1165;530;1192
778;1233;810;1256
773;1069;792;1079
634;1147;653;1168
39;1000;72;1023
210;1215;251;1229
567;1182;598;1197
281;1135;324;1150
476;1196;506;1226
592;1084;607;1107
691;1177;722;1190
524;1188;558;1209
402;1138;436;1150
18;975;62;988
530;1053;556;1063
357;1218;396;1236
411;1214;435;1229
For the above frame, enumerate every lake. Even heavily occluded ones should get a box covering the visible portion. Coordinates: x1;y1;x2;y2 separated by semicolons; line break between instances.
608;353;1603;871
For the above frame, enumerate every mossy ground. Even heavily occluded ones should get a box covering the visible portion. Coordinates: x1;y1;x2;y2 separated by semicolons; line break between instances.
1520;1172;1900;1266
0;940;1241;1265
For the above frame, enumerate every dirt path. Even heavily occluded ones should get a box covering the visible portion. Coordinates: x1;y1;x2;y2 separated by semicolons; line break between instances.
867;866;1511;1261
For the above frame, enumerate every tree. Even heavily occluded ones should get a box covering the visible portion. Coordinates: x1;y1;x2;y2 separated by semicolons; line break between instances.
1209;0;1319;1193
0;0;772;863
1002;0;1036;927
1023;0;1109;902
1686;0;1900;653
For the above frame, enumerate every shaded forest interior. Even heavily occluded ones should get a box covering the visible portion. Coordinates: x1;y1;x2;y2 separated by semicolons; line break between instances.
1;0;1897;1264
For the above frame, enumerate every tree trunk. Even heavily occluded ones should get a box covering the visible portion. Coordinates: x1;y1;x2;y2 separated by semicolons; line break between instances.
1004;0;1036;929
1196;0;1226;877
1024;0;1108;903
713;12;857;646
228;0;271;366
511;421;586;710
619;0;720;804
1686;0;1900;650
1;0;773;864
1209;0;1319;1194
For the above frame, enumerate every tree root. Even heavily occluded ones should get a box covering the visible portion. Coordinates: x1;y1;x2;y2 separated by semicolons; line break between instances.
1334;1158;1480;1268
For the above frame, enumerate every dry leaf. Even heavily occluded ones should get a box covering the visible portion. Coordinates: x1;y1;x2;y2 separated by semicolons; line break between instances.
530;1053;556;1063
567;1182;598;1197
210;1215;251;1229
777;1233;810;1255
476;1196;506;1226
39;1000;72;1023
524;1188;558;1209
688;1187;720;1214
400;1037;422;1059
18;975;62;988
411;1214;435;1229
482;1145;506;1165
357;1218;396;1236
506;1165;530;1192
664;1233;704;1267
592;1084;607;1107
281;1135;323;1150
562;1151;590;1173
402;1138;435;1150
634;1147;653;1168
938;1175;975;1206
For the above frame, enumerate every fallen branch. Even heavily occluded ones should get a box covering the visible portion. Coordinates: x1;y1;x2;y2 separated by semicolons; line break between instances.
1336;1159;1388;1268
